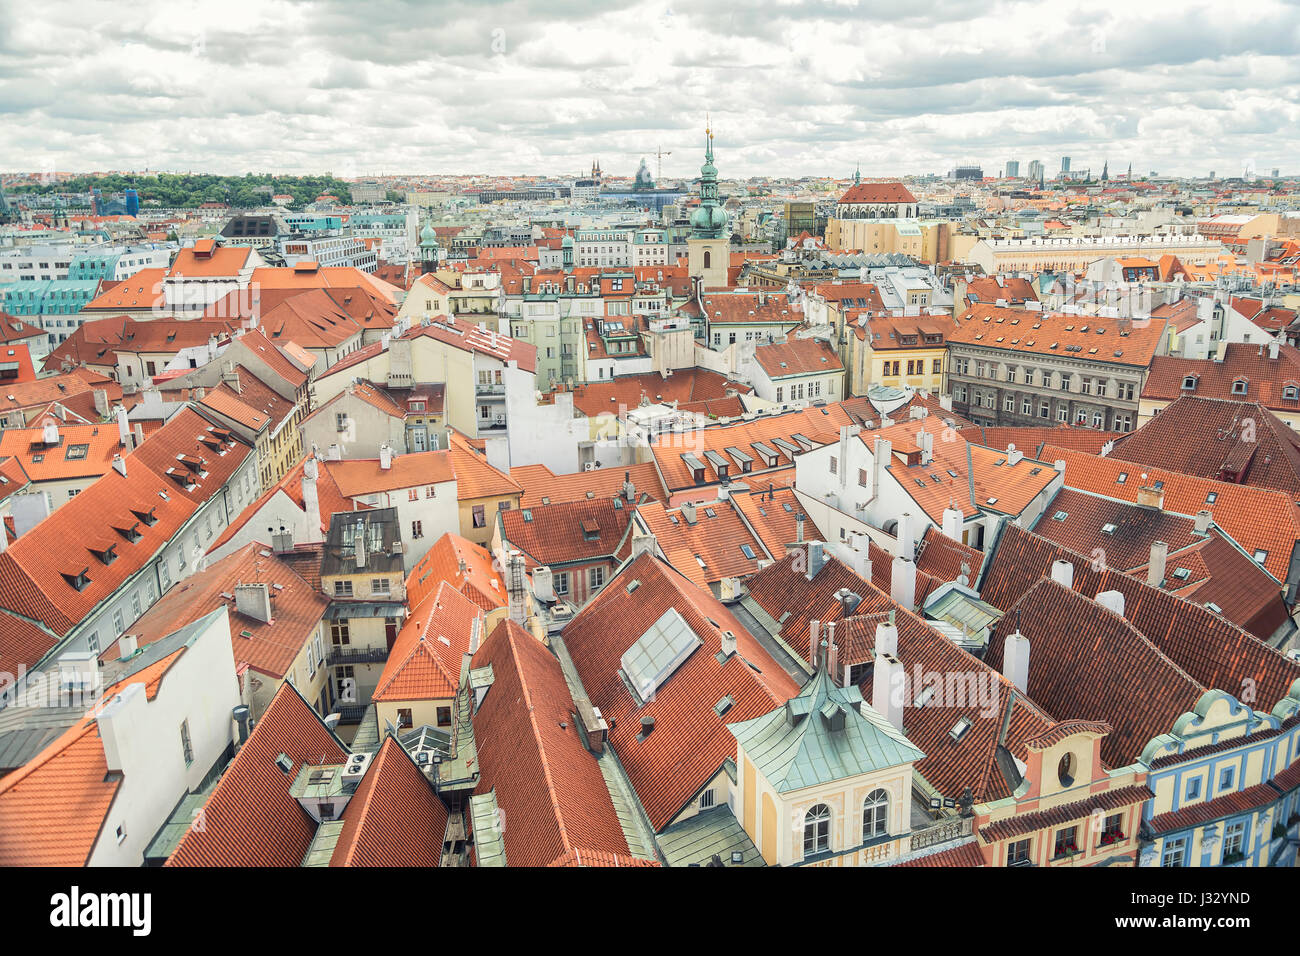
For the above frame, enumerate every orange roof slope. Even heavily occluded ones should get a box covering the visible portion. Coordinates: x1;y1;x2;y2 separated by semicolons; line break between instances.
472;618;634;866
562;553;799;829
449;431;522;499
323;449;455;498
405;531;505;610
328;736;448;866
513;462;667;509
373;582;483;703
167;683;346;867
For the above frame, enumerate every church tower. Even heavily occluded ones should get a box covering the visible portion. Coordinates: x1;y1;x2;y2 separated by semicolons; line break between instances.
418;221;439;274
686;119;729;292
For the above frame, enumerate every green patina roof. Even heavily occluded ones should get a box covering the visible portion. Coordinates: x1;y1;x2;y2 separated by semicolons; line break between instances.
728;668;925;793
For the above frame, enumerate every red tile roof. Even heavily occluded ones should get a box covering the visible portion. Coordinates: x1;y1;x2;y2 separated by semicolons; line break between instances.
636;499;768;589
501;497;635;570
952;303;1166;369
471;619;634;867
167;683;347;866
513;462;667;509
837;182;918;205
323;449;455;498
563;553;799;829
449;431;522;500
558;369;752;420
405;531;506;611
328;736;448;866
373;582;483;702
754;337;843;378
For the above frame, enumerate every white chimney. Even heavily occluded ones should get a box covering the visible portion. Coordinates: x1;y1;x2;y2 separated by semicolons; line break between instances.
116;404;131;449
942;506;963;541
1050;559;1074;588
1006;443;1023;466
234;582;273;624
532;566;555;602
118;634;138;659
847;535;872;582
1003;628;1030;693
805;540;826;579
897;512;914;559
872;627;904;731
1147;541;1168;588
872;437;891;496
808;620;820;669
1269;339;1280;360
1096;590;1126;617
97;682;148;774
42;419;58;446
379;444;393;470
354;520;368;569
1194;510;1212;534
301;458;322;543
133;423;144;448
891;555;916;611
720;630;737;658
111;454;127;477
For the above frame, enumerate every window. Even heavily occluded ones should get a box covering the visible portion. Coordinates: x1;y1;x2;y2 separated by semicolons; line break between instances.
1007;838;1032;865
803;804;831;856
1186;777;1201;801
112;610;124;635
1039;401;1049;419
589;566;606;589
1161;837;1186;867
473;505;486;528
1100;812;1124;846
330;620;351;646
1022;397;1032;415
371;578;391;596
555;572;570;596
932;358;942;373
1219;767;1235;791
408;488;419;502
424;485;437;499
1222;821;1246;862
180;719;194;767
1231;379;1248;395
411;520;424;539
862;789;889;841
437;706;452;727
333;580;353;598
1053;825;1078;858
397;708;414;729
857;468;868;487
829;456;838;475
335;665;354;700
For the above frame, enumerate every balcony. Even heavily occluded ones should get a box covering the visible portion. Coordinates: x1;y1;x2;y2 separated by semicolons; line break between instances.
327;645;389;666
907;815;974;853
479;415;508;433
475;383;506;399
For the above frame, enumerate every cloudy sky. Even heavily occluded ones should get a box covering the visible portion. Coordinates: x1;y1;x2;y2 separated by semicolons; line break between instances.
1;0;1297;179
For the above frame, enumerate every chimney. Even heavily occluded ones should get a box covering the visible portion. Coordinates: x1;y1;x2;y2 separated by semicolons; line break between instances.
1006;443;1023;466
805;540;826;579
808;620;820;670
133;423;144;448
1136;485;1164;509
622;470;636;503
1269;339;1280;360
872;624;904;732
234;582;273;624
720;630;737;658
639;715;655;739
115;404;130;448
111;454;127;477
1050;559;1074;588
1096;590;1126;616
379;444;393;470
917;429;934;464
271;526;294;553
942;505;963;541
96;682;147;774
680;500;697;525
891;555;916;610
896;512;914;559
846;534;872;582
795;512;805;543
1003;627;1030;693
834;587;862;615
872;437;891;495
42;419;58;446
94;389;110;418
1147;540;1168;588
1194;509;1212;534
118;634;138;659
301;457;322;543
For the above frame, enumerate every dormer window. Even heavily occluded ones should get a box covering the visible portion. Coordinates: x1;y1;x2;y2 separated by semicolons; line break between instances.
1284;385;1300;401
1231;378;1248;395
62;568;92;591
1181;375;1198;391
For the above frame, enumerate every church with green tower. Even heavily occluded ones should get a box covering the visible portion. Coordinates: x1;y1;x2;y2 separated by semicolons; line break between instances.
687;121;729;291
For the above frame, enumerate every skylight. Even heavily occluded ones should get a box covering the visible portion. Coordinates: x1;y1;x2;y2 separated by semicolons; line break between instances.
949;717;972;741
621;608;702;706
1052;511;1068;521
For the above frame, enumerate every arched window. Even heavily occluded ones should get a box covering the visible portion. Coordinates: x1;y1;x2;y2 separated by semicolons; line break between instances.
803;803;830;856
703;250;711;269
862;789;889;840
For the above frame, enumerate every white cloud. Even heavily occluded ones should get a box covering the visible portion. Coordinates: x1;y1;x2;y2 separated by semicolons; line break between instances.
0;0;1295;177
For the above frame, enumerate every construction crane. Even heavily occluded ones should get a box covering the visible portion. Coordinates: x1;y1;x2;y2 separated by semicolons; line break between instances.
630;148;672;181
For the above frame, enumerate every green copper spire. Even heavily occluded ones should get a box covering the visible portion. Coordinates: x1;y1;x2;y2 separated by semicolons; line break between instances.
689;117;728;239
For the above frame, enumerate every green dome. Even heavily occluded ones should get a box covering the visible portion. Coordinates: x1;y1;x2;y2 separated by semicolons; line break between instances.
690;203;727;234
419;222;437;245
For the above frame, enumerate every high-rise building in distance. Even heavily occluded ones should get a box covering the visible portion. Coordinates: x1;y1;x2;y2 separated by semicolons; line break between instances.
1005;160;1020;178
1060;156;1071;172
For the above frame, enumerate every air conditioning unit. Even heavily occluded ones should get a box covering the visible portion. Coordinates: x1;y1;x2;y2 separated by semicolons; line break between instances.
343;752;373;780
584;462;597;471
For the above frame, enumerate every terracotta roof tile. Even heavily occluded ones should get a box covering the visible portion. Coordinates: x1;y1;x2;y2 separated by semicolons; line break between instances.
373;582;482;702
